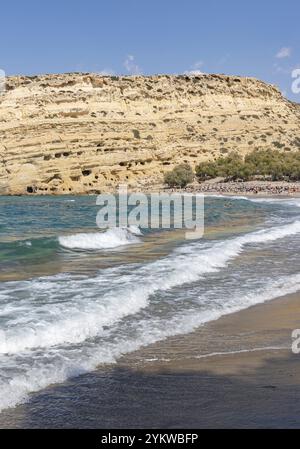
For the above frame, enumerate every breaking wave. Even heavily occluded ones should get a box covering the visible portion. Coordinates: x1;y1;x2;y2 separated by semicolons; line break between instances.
1;218;300;410
58;227;141;250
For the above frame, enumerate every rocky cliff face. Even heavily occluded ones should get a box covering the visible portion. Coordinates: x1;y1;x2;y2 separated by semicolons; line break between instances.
0;73;299;194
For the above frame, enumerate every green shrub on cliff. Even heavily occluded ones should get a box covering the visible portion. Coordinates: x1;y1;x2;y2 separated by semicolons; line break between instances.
195;161;218;181
164;164;194;188
215;152;245;180
196;152;246;181
244;149;300;181
196;149;300;182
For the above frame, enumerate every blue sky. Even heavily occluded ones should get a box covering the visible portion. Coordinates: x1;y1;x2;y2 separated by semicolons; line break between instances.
1;0;299;100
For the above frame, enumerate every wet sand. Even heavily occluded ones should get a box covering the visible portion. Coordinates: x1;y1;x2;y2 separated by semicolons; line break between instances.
0;291;300;428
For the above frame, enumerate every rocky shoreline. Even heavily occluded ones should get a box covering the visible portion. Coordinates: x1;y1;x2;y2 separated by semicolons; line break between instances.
3;180;300;197
195;181;300;196
159;180;300;196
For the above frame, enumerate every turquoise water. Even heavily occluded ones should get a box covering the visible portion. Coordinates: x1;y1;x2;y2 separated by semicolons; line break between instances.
1;194;300;410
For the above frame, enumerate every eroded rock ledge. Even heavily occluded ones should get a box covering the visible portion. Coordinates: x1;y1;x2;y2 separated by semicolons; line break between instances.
0;73;299;194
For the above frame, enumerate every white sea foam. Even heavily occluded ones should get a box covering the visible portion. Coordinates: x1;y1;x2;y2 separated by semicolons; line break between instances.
128;225;143;235
208;193;300;209
58;227;141;250
0;281;148;354
18;240;32;247
0;271;300;411
205;194;249;201
1;219;300;410
194;346;288;359
1;220;300;356
249;197;300;208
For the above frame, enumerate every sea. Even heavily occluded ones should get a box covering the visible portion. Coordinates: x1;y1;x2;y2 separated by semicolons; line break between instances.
1;194;300;413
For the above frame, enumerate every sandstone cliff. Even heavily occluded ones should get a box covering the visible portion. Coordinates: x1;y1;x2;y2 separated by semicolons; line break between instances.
0;73;299;194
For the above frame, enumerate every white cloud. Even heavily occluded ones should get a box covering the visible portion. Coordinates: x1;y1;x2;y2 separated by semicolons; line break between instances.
123;54;142;75
184;61;205;76
184;70;204;75
97;68;115;76
192;61;204;69
276;47;292;59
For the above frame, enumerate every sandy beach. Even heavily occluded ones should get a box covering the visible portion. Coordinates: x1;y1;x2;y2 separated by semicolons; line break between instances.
0;290;299;428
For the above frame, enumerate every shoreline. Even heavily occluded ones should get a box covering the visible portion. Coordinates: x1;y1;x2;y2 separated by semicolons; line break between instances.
153;180;300;197
120;291;299;376
2;180;300;197
1;290;300;428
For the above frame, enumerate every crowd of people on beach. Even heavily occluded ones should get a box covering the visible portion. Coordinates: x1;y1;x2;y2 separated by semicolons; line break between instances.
194;182;300;195
163;181;300;196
